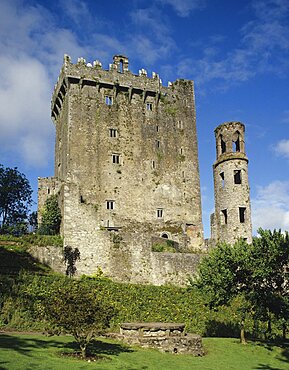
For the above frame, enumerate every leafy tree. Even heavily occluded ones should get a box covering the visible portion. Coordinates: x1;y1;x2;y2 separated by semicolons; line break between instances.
195;230;289;343
28;211;38;232
195;240;250;343
249;229;289;338
38;195;61;235
42;279;115;358
0;164;33;235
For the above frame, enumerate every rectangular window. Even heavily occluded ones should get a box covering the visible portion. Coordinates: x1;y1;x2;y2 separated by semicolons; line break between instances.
157;208;163;218
105;96;113;105
156;140;160;149
221;209;227;225
234;170;242;184
177;120;183;129
146;102;152;111
239;207;246;223
156;125;159;132
220;172;225;188
109;128;118;137
112;154;120;164
179;147;183;155
152;160;155;169
106;200;115;210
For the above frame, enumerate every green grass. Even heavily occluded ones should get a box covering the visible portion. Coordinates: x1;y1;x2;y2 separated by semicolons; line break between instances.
0;333;288;369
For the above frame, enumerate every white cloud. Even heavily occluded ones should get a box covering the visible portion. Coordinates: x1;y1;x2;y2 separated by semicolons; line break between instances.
252;181;289;232
175;0;289;89
274;139;289;159
159;0;206;17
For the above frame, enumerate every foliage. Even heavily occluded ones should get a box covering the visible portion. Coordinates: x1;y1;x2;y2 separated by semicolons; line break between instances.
38;195;61;235
0;233;63;247
0;164;33;235
28;211;38;232
152;240;177;253
195;229;289;342
38;278;115;357
64;246;80;277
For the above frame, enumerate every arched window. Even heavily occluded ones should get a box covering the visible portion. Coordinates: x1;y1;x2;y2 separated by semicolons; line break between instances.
161;233;169;239
233;131;240;152
220;134;226;154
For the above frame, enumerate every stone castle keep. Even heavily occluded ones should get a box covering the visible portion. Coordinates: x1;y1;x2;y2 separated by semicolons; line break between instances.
38;55;252;285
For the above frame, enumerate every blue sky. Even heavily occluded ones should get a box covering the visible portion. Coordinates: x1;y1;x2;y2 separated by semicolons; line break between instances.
0;0;289;237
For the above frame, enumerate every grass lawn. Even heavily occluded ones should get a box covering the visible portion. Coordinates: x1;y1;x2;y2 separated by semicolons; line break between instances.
0;333;288;370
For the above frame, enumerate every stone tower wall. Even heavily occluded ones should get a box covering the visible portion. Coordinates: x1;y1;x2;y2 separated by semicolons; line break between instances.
211;121;252;245
37;54;205;285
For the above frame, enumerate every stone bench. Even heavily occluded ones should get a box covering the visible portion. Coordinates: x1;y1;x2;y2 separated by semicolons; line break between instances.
119;322;204;356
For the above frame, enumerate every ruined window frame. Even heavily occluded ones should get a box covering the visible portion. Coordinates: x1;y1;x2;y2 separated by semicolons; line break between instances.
146;102;153;111
105;95;113;106
109;128;118;138
112;153;120;164
157;208;163;218
234;170;242;184
239;207;246;223
106;200;115;210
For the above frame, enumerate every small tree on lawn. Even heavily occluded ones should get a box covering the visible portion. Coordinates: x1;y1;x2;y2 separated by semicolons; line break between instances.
43;279;115;358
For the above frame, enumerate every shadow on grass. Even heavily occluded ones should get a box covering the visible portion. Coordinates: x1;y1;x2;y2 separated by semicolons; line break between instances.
0;334;68;356
254;339;289;369
0;333;133;358
86;339;133;356
205;319;239;338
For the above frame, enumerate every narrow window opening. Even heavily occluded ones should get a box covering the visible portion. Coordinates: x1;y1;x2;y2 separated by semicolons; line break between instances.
177;120;183;129
180;147;183;155
233;137;240;152
234;170;242;184
156;125;159;132
146;102;152;111
109;128;118;137
221;209;227;225
152;160;155;169
221;135;226;154
156;140;160;149
157;208;163;218
80;195;85;203
47;188;50;194
119;59;124;73
106;200;115;210
112;154;120;164
105;96;113;106
220;172;225;188
239;207;246;223
182;171;185;178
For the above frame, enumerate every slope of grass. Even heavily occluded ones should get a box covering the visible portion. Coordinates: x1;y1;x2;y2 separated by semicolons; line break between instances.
0;333;288;370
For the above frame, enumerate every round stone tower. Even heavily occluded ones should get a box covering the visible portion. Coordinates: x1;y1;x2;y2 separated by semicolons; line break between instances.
211;121;252;245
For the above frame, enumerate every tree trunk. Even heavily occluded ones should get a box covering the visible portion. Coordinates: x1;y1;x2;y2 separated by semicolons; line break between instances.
240;320;246;344
80;343;87;358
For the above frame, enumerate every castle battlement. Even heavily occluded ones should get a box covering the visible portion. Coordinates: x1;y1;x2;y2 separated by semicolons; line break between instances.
51;54;194;124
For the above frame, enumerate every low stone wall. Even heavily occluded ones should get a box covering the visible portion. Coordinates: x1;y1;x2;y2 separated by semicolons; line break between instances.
118;322;204;356
28;245;65;274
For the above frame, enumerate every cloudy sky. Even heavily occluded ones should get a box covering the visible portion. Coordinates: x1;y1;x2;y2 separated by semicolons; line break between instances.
0;0;289;237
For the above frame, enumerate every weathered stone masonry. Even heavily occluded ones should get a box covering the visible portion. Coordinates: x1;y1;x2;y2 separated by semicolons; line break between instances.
38;55;253;285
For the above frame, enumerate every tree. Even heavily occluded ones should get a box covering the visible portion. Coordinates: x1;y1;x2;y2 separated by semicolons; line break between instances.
195;230;289;342
195;239;251;343
38;195;61;235
0;164;33;234
42;279;115;358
